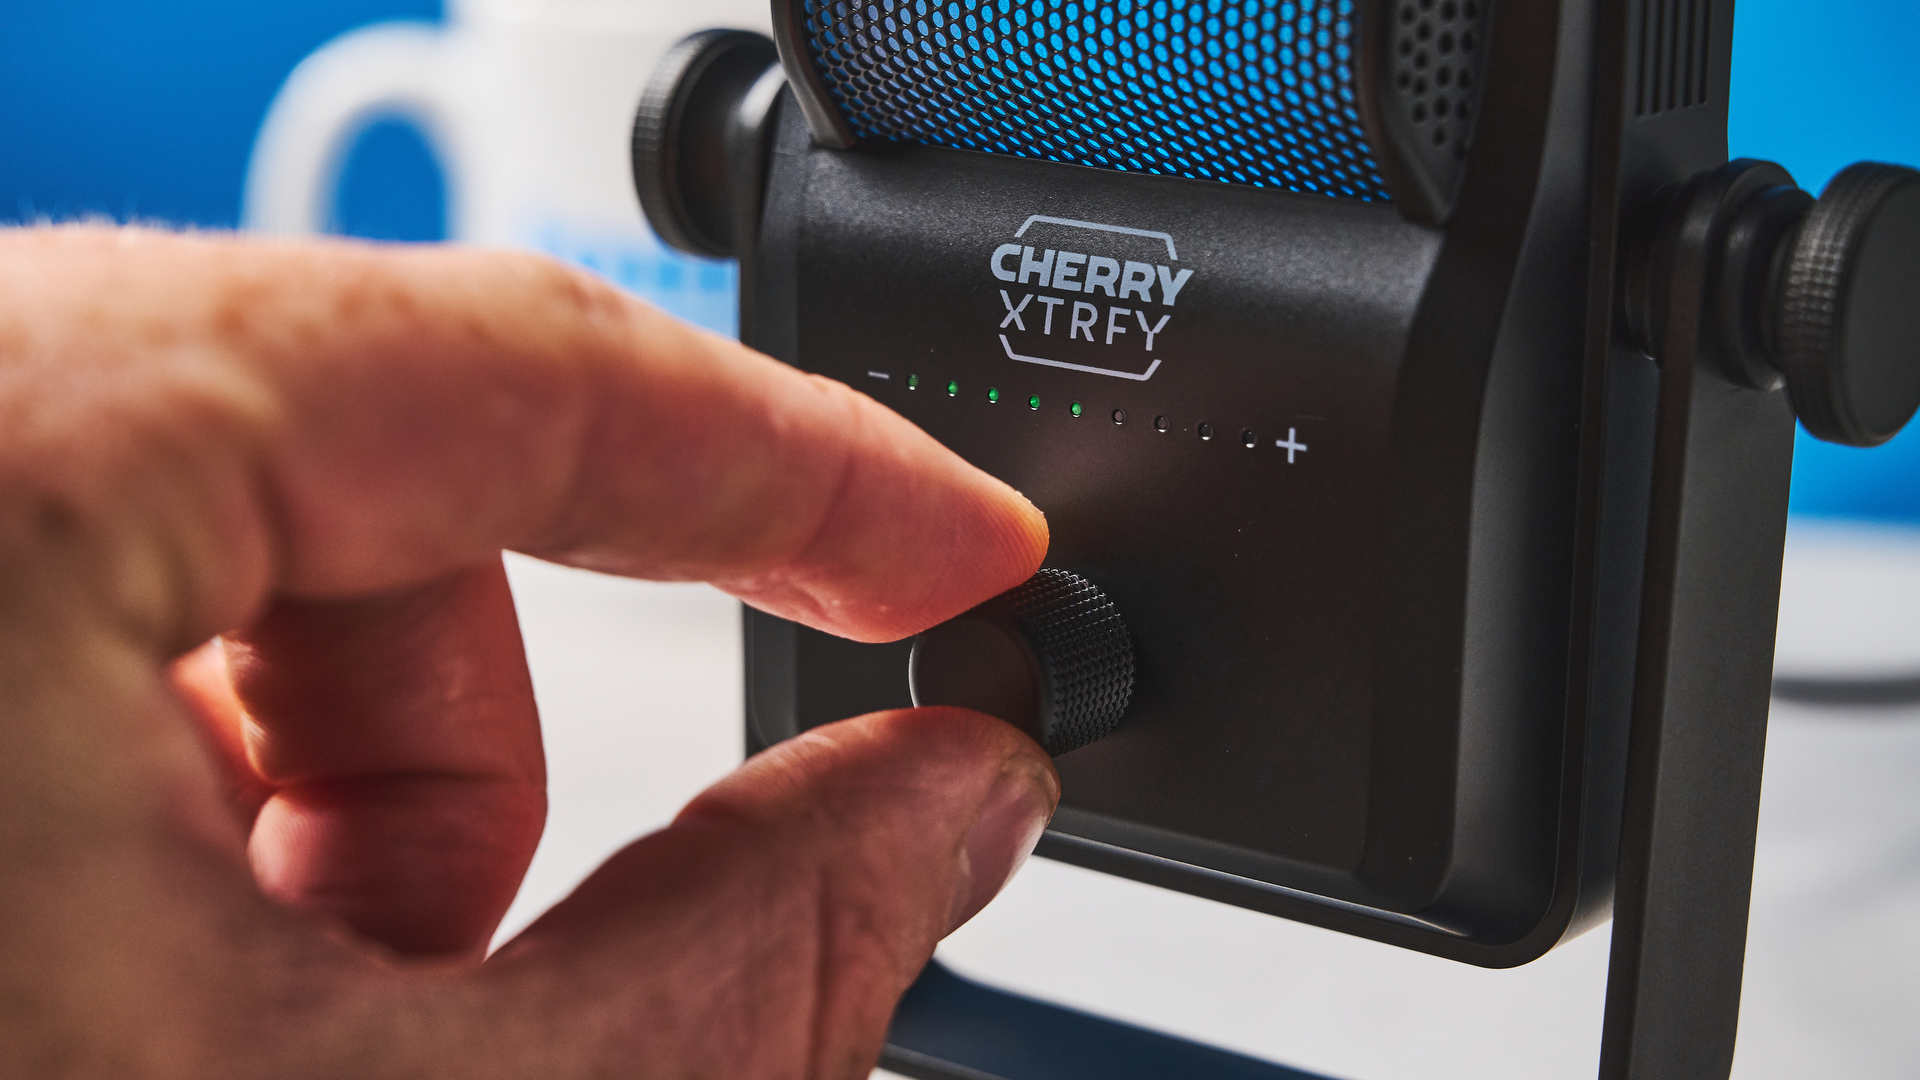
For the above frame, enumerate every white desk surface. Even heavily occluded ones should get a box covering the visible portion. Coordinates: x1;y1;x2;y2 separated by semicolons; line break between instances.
498;520;1920;1080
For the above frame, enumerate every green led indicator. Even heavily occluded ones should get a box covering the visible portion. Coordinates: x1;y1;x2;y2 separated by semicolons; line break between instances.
907;374;919;390
1027;394;1041;410
946;380;959;397
1070;401;1084;418
987;387;1001;404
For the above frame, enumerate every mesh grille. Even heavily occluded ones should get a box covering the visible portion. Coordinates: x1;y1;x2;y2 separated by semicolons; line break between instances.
1390;0;1487;159
796;0;1392;201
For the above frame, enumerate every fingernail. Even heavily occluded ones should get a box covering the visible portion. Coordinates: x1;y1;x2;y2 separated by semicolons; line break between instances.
946;768;1055;935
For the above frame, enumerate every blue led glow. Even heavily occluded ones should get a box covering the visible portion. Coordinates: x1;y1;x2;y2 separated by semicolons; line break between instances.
798;0;1391;201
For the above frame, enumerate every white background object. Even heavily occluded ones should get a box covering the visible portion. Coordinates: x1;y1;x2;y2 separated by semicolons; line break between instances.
244;0;765;329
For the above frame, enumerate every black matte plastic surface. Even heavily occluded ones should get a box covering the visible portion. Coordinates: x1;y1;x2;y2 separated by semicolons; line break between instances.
729;0;1724;969
782;145;1430;897
1600;161;1797;1080
743;0;1625;968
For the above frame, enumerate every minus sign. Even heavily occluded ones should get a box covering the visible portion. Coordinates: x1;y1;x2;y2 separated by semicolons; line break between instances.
867;371;891;380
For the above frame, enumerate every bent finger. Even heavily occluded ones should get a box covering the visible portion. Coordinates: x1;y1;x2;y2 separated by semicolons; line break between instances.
0;227;1046;653
225;558;545;958
478;707;1058;1078
169;641;274;825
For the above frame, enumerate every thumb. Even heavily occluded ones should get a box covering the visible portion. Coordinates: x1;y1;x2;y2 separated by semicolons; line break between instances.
476;708;1059;1078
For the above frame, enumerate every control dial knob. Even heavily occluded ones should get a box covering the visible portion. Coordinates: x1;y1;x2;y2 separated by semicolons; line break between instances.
630;29;782;259
1770;163;1920;447
1633;159;1920;448
909;569;1135;757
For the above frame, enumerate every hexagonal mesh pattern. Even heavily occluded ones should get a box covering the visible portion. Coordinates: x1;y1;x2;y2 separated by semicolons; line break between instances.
795;0;1392;201
1389;0;1488;161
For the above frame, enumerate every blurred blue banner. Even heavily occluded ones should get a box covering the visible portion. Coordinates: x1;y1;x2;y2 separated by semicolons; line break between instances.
2;1;445;236
3;0;1916;519
1729;0;1920;521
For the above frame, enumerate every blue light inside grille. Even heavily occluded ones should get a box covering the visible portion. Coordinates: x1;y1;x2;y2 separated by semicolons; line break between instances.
799;0;1392;201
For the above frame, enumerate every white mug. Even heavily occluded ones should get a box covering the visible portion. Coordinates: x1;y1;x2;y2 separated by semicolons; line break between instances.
244;0;769;335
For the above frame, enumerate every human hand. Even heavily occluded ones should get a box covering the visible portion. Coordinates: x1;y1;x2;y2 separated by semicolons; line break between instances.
0;227;1055;1078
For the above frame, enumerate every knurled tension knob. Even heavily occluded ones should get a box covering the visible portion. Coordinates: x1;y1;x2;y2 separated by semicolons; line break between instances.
1629;159;1920;448
909;569;1135;757
631;30;783;259
1771;163;1920;447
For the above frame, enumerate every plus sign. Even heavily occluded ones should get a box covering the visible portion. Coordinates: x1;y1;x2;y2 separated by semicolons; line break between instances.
1275;427;1309;463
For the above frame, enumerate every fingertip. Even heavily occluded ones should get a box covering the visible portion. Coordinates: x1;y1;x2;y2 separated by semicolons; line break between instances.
885;705;1060;805
683;706;1058;936
169;640;276;823
947;454;1051;591
972;474;1052;595
850;708;1058;935
1010;487;1052;571
718;381;1053;644
686;705;1056;823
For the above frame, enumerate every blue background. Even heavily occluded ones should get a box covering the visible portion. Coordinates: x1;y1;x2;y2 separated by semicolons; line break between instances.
3;0;448;239
3;0;1917;519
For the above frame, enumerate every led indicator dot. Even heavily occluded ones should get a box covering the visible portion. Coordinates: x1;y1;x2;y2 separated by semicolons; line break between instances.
907;374;919;390
1070;401;1084;418
1028;394;1041;410
1112;408;1127;425
1154;415;1171;433
1198;422;1215;441
1242;428;1258;448
946;380;959;397
987;387;1001;404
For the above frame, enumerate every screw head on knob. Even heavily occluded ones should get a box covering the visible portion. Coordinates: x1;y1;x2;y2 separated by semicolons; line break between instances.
909;569;1135;756
1772;163;1920;447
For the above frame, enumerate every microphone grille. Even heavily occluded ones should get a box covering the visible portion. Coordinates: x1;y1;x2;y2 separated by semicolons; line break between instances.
793;0;1393;202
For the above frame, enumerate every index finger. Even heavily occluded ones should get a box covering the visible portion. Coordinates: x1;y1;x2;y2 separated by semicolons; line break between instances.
1;227;1048;648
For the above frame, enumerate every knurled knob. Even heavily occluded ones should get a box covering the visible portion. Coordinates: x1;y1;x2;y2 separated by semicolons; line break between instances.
630;30;779;258
1772;162;1920;447
908;569;1135;756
